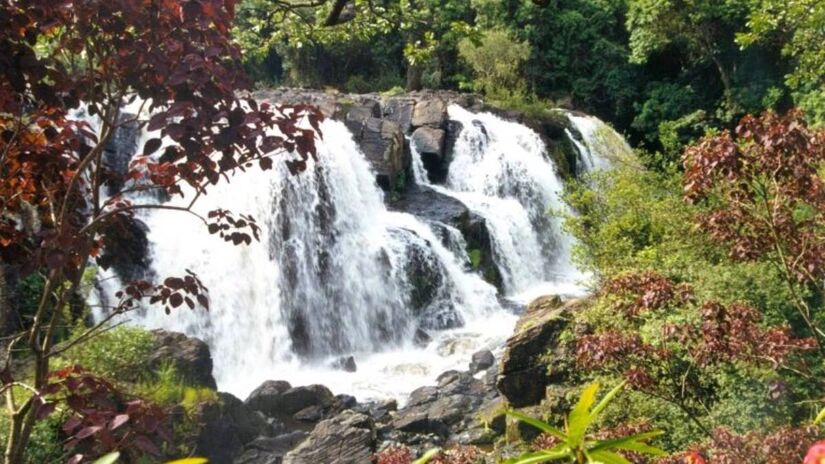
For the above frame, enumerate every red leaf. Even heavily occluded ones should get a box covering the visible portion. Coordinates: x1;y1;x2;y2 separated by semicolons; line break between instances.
143;138;162;156
110;413;130;430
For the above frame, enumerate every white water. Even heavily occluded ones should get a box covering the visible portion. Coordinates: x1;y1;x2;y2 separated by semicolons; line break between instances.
412;105;590;302
94;118;515;402
88;102;629;403
564;113;634;173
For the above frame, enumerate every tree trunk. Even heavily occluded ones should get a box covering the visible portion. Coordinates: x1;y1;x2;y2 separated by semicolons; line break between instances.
406;63;422;92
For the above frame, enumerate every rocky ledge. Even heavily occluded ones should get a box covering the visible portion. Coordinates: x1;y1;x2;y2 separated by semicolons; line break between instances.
163;291;588;463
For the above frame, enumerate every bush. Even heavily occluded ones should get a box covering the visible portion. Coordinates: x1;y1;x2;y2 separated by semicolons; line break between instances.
458;28;531;99
56;325;155;383
139;363;218;411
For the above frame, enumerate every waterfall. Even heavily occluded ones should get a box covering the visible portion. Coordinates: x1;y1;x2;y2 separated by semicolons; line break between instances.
564;113;634;173
412;105;589;301
94;117;512;401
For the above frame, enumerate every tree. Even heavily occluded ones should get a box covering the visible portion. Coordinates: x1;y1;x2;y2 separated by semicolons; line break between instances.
683;110;825;344
458;28;531;98
625;0;748;109
738;0;825;124
0;0;321;461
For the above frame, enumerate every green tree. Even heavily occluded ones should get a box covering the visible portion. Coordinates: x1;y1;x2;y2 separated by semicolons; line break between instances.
458;28;531;98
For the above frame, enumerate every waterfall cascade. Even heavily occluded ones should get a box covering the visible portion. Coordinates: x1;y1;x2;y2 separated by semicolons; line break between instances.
89;98;628;402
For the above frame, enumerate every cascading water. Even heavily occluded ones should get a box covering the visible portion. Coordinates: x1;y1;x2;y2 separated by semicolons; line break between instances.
411;105;589;302
93;116;513;401
564;113;634;173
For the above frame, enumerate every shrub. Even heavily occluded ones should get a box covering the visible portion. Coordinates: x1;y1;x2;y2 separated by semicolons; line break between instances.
56;325;155;383
458;29;531;99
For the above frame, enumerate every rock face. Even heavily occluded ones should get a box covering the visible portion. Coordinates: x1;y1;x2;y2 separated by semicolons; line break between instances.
284;410;376;464
411;99;448;128
345;114;405;191
194;392;272;463
469;350;495;374
496;295;579;407
148;330;216;389
411;127;448;183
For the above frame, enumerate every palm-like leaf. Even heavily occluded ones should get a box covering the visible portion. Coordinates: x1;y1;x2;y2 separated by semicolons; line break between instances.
568;383;600;444
413;448;442;464
507;410;566;440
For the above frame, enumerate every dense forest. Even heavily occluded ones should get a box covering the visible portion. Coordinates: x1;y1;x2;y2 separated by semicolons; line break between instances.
1;0;824;463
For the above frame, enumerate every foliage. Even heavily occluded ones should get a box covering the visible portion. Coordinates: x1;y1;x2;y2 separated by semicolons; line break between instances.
683;110;825;342
576;271;815;440
138;363;218;412
0;0;321;461
506;382;665;463
458;29;531;98
658;426;820;463
373;446;481;464
739;0;825;124
56;325;155;383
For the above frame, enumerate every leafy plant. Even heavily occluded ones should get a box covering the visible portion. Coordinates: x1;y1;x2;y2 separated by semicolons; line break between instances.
506;382;665;463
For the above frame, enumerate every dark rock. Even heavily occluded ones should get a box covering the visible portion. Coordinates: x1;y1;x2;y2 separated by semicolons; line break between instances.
331;356;357;372
335;394;358;410
148;330;216;389
284;410;376;464
102;112;140;196
246;382;334;418
469;350;495;373
381;98;416;133
413;328;432;347
411;127;448;183
346;116;404;191
246;380;293;415
411;99;447;128
195;392;272;463
235;431;309;464
497;295;580;407
294;405;325;423
99;216;151;283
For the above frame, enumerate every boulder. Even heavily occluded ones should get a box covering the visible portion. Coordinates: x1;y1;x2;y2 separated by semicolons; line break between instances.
331;356;357;373
284;410;376;464
235;431;309;464
99;216;152;283
246;382;335;418
411;99;447;128
346;116;405;191
413;328;432;347
411;127;448;183
381;98;416;133
195;392;272;463
148;330;216;389
469;350;495;374
496;295;578;407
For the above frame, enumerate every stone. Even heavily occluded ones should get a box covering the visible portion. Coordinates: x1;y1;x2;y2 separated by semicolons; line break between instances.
381;98;416;133
294;404;325;423
235;431;309;464
413;328;432;347
335;394;358;410
99;216;151;283
411;127;448;183
469;350;495;373
347;116;405;191
496;296;579;407
194;392;272;463
147;330;216;389
331;355;357;372
284;410;376;464
245;382;334;418
411;99;447;128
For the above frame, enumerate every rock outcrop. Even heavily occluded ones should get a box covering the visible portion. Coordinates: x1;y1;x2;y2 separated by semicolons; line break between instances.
496;295;582;407
194;392;273;463
148;329;217;389
284;410;376;464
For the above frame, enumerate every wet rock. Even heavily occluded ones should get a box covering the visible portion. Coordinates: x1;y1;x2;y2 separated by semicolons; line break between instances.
335;394;358;410
411;99;447;128
331;355;357;372
99;216;151;283
346;116;404;191
195;392;272;463
413;328;432;347
412;127;448;183
381;97;416;133
246;382;335;418
294;405;325;423
148;330;216;389
102;112;140;196
497;295;579;407
284;410;376;464
235;431;309;464
436;336;475;356
469;350;495;373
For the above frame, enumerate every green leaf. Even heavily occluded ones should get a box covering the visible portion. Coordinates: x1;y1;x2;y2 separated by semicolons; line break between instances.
412;448;441;464
814;407;825;425
589;431;665;456
165;459;209;464
93;453;120;464
587;449;632;464
568;383;600;444
589;381;626;421
503;449;571;464
506;410;566;440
